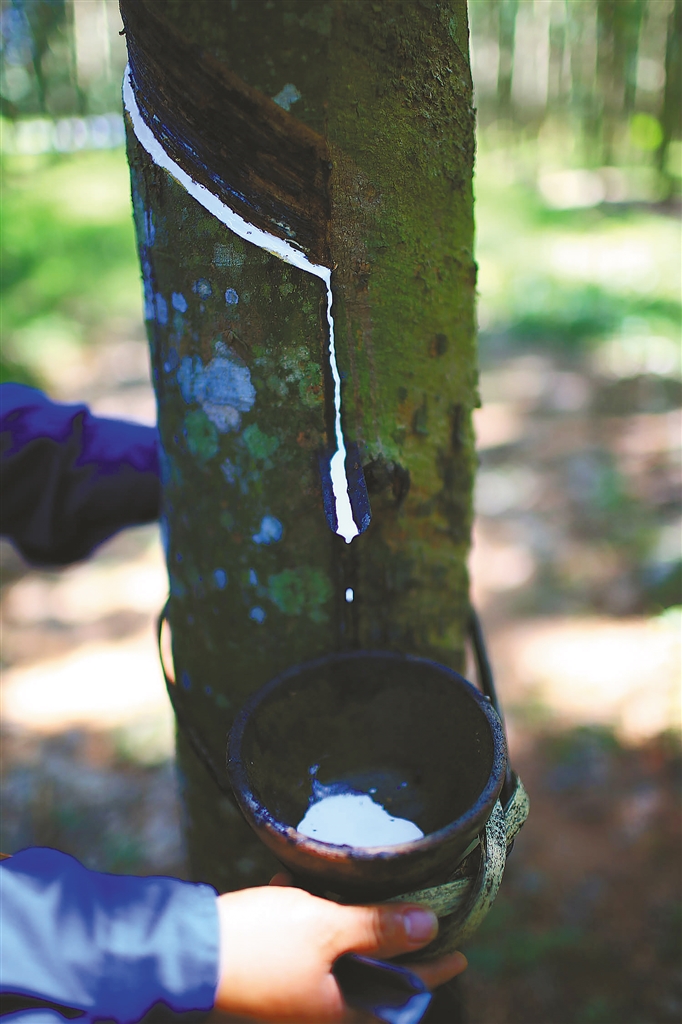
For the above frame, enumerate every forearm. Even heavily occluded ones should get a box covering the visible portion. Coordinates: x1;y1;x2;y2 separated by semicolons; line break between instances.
0;848;218;1022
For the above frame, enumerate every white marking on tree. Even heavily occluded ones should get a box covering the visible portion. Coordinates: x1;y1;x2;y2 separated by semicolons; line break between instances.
123;65;358;543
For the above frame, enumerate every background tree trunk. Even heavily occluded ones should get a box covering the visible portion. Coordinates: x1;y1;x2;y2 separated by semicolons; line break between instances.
121;0;477;895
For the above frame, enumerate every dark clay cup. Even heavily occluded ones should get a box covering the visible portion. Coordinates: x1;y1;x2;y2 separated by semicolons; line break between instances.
227;651;507;902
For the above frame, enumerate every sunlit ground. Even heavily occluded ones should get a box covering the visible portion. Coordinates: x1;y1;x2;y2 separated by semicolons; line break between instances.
1;143;680;1021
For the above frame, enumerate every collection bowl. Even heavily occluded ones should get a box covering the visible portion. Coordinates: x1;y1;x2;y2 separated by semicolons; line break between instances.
227;650;507;901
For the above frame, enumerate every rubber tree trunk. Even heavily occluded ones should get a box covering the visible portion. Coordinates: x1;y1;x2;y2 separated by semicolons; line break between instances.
120;0;477;895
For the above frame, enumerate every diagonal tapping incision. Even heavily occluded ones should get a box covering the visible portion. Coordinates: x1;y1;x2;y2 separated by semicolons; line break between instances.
121;43;368;543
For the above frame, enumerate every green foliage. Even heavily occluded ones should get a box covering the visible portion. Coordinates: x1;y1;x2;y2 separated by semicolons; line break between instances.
475;168;681;359
0;149;141;385
466;897;583;974
541;724;622;766
574;995;619;1024
505;283;680;350
0;348;40;388
630;112;664;152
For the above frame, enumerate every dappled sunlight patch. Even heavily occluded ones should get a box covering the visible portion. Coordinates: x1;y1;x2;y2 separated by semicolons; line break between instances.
492;612;681;744
473;402;526;450
469;523;536;602
592;332;681;379
0;631;174;737
4;543;167;628
606;409;682;459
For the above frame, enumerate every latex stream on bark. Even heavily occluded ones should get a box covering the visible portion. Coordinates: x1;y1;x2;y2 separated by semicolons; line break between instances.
123;64;362;544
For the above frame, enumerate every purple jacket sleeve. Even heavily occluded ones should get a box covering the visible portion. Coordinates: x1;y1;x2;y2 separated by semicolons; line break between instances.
0;848;219;1023
0;384;161;565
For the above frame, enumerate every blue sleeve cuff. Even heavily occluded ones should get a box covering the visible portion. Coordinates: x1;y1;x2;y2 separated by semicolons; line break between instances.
0;385;159;470
0;384;161;565
0;848;218;1022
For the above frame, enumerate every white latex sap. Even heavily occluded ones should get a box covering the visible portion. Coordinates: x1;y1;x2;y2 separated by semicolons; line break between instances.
297;792;424;847
123;66;358;543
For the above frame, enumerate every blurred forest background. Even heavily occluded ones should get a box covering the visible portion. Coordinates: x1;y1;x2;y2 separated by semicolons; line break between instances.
1;2;680;1023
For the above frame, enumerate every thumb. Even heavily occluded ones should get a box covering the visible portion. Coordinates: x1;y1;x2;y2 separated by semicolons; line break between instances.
329;903;439;961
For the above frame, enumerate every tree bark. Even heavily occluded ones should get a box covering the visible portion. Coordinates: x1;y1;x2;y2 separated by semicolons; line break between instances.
121;0;477;895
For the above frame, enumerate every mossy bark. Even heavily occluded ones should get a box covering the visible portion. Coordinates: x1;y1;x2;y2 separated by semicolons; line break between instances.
123;0;477;894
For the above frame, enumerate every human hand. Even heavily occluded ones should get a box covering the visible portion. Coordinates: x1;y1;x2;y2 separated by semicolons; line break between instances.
210;875;467;1023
